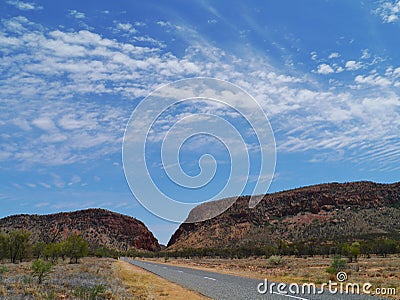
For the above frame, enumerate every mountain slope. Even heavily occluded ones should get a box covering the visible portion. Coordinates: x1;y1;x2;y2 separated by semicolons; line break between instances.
0;208;160;251
168;181;400;249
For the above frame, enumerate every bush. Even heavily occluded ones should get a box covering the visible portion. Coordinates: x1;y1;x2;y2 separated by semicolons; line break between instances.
31;259;53;284
268;255;283;266
326;255;346;274
0;265;8;280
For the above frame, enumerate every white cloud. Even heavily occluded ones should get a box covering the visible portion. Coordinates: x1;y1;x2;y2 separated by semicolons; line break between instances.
115;22;137;34
387;14;399;22
32;117;56;131
345;60;363;71
69;10;85;19
336;66;344;73
361;49;371;59
0;14;399;173
38;182;51;189
6;0;42;11
355;74;392;86
375;0;400;23
316;63;335;74
12;118;32;131
156;21;170;27
310;51;317;61
328;52;340;59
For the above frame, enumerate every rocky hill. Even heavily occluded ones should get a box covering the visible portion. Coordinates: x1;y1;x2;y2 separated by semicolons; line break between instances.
168;181;400;249
0;208;160;252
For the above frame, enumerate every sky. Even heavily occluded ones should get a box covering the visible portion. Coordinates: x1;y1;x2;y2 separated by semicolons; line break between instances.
1;0;399;245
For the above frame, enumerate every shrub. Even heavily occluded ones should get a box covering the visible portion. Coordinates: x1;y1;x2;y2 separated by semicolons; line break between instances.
0;265;8;280
268;255;283;266
31;259;53;284
326;255;346;274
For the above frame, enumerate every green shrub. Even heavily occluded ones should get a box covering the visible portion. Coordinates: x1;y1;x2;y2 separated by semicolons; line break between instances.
0;265;8;280
268;255;283;266
31;259;52;284
326;255;346;274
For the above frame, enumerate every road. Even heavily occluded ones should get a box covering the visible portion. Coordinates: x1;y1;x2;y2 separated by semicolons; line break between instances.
122;258;388;300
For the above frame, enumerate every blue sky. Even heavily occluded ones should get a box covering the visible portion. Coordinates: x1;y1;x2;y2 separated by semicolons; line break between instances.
1;0;399;244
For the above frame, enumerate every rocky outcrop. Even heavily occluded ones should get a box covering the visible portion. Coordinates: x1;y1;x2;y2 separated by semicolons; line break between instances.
0;208;160;251
168;181;400;249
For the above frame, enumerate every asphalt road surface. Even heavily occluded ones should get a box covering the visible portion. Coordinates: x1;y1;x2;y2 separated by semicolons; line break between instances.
123;258;388;300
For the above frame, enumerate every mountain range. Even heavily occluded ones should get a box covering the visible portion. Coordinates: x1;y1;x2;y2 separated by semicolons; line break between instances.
168;181;400;249
0;208;160;252
1;181;399;252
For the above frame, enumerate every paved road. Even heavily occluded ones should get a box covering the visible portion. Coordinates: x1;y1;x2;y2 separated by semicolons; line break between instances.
122;258;388;300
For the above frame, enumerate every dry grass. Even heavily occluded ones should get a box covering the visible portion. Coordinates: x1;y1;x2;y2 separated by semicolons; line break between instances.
116;260;209;299
0;257;209;299
145;255;400;299
0;257;129;299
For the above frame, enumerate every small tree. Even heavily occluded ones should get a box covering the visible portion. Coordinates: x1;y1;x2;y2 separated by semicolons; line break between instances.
9;230;31;263
31;259;52;284
0;233;10;261
326;255;346;274
350;242;361;262
64;234;88;264
43;243;63;263
32;241;46;259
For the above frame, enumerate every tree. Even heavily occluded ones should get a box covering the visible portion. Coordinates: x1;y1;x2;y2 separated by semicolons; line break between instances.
0;233;10;261
32;241;46;259
43;243;63;263
9;230;31;263
350;242;361;262
31;259;52;284
64;234;88;263
326;255;346;274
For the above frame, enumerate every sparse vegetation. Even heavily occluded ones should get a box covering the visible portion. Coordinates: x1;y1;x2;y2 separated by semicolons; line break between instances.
0;208;161;255
74;284;106;300
0;257;208;299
